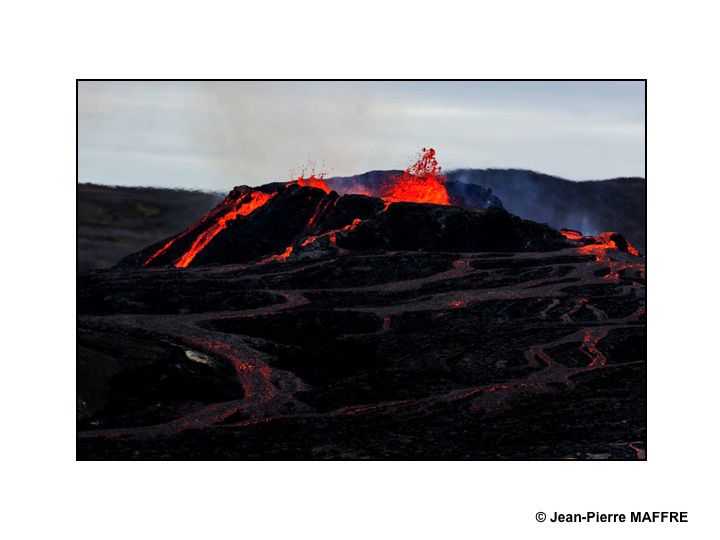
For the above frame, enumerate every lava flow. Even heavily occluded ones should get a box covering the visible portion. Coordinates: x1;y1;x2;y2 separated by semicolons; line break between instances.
560;228;644;283
560;229;640;257
381;148;450;205
559;228;584;241
173;190;275;268
579;233;641;259
560;229;641;258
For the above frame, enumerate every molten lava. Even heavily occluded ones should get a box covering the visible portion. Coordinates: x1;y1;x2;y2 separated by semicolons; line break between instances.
306;196;336;229
174;190;275;268
381;148;450;205
300;218;362;248
560;228;644;283
577;232;641;260
264;245;294;263
561;229;641;258
288;149;450;205
295;173;330;193
559;228;584;241
143;236;181;267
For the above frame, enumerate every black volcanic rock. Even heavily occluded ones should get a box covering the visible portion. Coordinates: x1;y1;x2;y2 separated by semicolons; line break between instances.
77;327;242;429
337;203;565;253
78;242;646;459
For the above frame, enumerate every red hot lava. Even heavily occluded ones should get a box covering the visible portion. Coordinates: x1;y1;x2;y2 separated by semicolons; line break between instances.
295;173;330;193
579;233;641;259
291;148;449;205
559;228;584;242
560;229;640;257
560;228;643;282
381;148;450;205
142;190;275;268
175;191;275;268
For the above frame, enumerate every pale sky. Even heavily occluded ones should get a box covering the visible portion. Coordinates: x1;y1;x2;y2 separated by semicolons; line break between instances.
78;81;645;191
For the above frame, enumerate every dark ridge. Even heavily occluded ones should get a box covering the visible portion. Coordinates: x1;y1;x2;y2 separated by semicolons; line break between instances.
119;183;569;269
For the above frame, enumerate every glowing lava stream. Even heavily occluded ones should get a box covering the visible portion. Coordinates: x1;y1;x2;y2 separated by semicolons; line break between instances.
143;236;180;267
560;229;641;258
559;228;644;283
263;245;294;263
174;191;275;268
300;218;362;247
578;233;641;259
261;218;363;264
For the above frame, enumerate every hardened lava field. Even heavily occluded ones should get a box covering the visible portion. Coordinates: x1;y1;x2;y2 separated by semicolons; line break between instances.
77;242;645;460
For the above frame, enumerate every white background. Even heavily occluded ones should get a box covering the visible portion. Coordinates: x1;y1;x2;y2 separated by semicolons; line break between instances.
2;1;719;538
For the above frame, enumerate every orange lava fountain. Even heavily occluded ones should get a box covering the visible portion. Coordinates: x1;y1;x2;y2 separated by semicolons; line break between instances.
295;173;330;193
381;148;450;205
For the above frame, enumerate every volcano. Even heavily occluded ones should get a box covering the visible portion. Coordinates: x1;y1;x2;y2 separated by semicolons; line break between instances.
121;149;514;269
122;182;565;269
78;150;646;460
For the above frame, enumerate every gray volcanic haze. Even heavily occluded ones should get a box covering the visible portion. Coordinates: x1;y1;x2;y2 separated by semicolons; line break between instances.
78;81;645;191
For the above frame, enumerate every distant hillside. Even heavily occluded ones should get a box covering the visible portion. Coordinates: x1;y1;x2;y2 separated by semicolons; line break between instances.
78;184;224;271
446;169;646;252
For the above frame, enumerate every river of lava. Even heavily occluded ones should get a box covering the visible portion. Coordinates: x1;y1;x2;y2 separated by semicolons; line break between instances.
262;245;294;263
173;191;275;268
381;148;450;205
143;236;182;267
